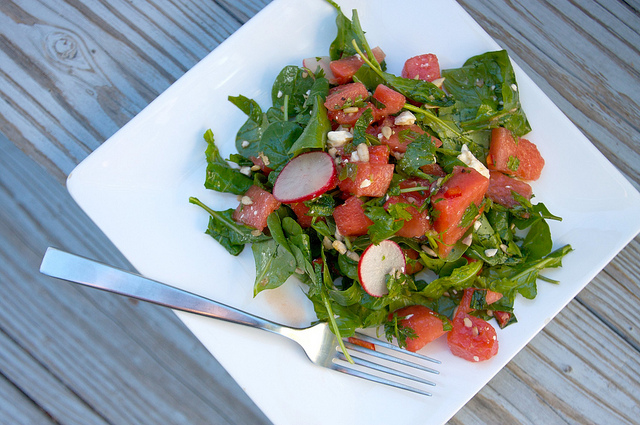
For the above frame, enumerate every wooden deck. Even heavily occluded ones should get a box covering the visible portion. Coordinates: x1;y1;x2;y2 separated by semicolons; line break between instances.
1;0;639;423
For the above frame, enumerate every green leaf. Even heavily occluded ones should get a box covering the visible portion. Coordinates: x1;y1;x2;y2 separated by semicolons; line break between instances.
189;197;269;256
252;239;297;295
202;130;253;195
421;261;483;299
271;66;316;116
288;96;331;156
229;95;270;156
441;50;531;136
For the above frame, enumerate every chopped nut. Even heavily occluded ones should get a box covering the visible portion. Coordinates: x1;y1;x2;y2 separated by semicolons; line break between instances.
258;152;270;166
332;240;347;255
328;147;338;158
484;248;499;257
463;317;473;328
346;251;360;262
241;196;253;205
343;106;359;114
381;125;393;140
250;164;261;171
356;143;369;163
500;243;509;253
421;245;437;257
473;355;480;362
472;326;479;336
431;77;445;88
323;236;333;250
250;229;262;237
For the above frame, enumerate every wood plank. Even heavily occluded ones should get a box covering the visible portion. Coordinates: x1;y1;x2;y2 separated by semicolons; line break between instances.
0;369;57;425
0;132;271;424
0;0;246;183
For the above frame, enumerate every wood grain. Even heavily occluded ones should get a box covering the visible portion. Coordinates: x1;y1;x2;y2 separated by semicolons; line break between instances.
1;0;639;424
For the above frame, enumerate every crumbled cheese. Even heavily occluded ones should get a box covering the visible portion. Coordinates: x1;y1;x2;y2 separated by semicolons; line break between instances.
276;90;283;98
328;147;338;158
394;111;416;126
239;166;252;176
241;196;253;205
461;233;473;246
457;144;490;179
241;140;250;148
473;356;480;362
327;130;353;147
473;220;482;231
350;151;360;162
510;83;518;92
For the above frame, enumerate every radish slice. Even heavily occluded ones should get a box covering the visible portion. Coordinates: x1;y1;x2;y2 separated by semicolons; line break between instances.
358;240;406;297
303;56;336;83
272;151;337;203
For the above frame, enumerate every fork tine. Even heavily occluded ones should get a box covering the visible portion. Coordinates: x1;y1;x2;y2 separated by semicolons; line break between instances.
352;332;441;364
337;351;437;386
344;341;439;375
331;355;433;397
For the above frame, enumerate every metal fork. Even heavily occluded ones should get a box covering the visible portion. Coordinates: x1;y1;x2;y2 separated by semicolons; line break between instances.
39;247;440;396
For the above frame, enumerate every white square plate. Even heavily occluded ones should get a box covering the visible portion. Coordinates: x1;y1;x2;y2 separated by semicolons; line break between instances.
67;0;640;423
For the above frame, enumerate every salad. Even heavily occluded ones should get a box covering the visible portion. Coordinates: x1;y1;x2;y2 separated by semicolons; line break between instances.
189;1;572;363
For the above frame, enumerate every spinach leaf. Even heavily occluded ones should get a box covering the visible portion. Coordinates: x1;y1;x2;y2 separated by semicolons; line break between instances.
203;130;253;195
252;238;297;295
325;0;358;59
288;96;331;156
255;121;303;170
271;66;316;117
229;95;270;156
189;197;269;256
441;50;531;136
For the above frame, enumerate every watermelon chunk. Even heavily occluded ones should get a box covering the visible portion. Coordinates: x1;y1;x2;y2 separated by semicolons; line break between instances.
233;185;281;231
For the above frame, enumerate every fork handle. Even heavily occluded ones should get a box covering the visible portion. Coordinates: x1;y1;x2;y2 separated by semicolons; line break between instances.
40;247;288;334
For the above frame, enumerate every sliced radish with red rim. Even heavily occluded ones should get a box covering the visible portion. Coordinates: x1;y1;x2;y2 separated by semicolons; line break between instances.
272;151;337;203
358;240;406;297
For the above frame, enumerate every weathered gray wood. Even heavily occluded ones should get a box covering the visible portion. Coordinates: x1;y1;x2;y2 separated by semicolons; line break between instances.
1;0;639;424
0;133;271;424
